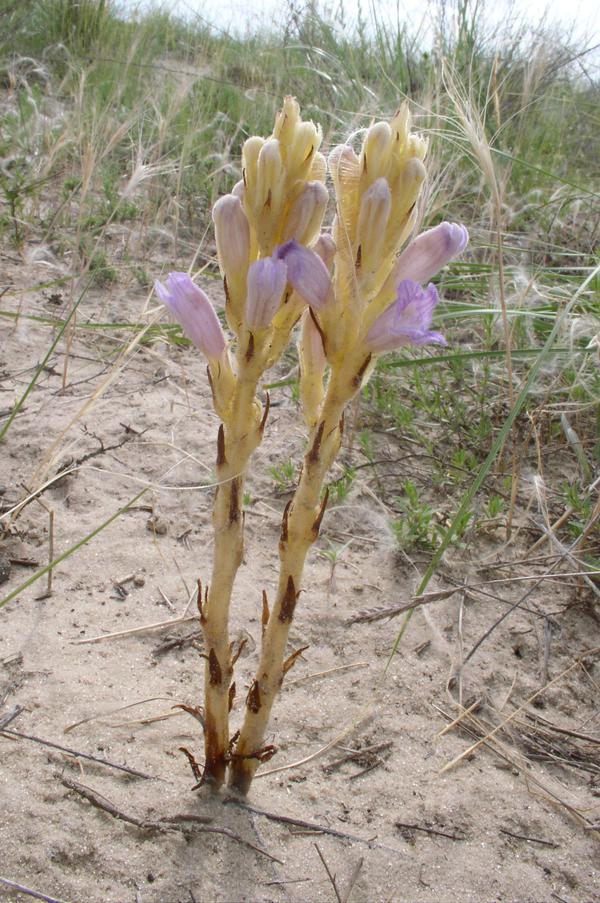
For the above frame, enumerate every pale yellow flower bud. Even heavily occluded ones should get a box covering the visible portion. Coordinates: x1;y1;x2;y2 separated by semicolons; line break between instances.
242;136;265;190
313;233;336;270
408;134;428;161
255;139;283;208
309;151;327;183
272;95;301;144
385;156;426;255
298;310;326;427
361;121;393;182
286;121;322;180
355;177;392;291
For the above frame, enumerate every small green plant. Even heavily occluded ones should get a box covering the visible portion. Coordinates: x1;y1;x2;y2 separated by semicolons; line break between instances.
392;480;437;550
562;480;593;540
269;458;296;492
87;249;118;286
328;465;355;504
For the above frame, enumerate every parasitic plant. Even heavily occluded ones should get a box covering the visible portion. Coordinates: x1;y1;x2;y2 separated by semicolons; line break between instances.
155;97;468;794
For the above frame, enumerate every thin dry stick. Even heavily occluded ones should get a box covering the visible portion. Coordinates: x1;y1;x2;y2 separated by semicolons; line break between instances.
499;828;558;848
285;660;369;687
225;799;404;853
0;876;70;903
1;727;156;780
63;695;177;733
61;776;281;863
394;821;466;841
314;844;343;903
73;613;198;644
341;857;364;903
435;702;599;835
440;648;599;774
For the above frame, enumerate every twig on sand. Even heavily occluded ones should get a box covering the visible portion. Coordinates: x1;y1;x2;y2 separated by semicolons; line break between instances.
0;876;70;903
342;857;364;903
314;844;343;903
499;827;558;848
72;613;198;644
224;799;404;853
0;726;155;780
0;704;23;729
440;649;599;774
395;821;466;841
61;776;281;863
346;588;458;624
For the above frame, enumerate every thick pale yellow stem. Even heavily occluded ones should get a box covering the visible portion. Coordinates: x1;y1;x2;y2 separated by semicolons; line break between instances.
201;368;263;787
228;360;366;793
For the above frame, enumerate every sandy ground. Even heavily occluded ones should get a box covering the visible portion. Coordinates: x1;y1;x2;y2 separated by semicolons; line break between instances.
1;244;599;903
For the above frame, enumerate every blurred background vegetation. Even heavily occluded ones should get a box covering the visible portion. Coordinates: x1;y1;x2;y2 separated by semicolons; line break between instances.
1;0;598;558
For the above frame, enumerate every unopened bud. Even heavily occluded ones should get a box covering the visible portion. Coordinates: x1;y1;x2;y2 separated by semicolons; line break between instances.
155;273;227;360
408;133;428;161
298;310;326;427
282;181;329;244
356;177;392;265
242;136;265;190
312;233;336;271
287;121;322;178
231;179;245;199
276;240;333;310
245;256;288;330
309;151;327;183
255;139;283;205
361;121;392;181
212;194;250;277
394;222;469;285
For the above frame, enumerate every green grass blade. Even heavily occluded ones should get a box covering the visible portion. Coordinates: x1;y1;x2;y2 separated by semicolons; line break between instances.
386;262;600;664
0;487;148;610
0;284;90;443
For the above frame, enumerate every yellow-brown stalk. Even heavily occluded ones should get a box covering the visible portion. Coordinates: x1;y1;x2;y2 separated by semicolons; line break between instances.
228;353;367;793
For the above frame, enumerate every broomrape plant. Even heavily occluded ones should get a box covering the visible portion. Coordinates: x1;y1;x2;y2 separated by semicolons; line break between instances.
155;97;468;794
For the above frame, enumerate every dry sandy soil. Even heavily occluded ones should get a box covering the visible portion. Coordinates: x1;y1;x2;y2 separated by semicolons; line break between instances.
1;242;599;903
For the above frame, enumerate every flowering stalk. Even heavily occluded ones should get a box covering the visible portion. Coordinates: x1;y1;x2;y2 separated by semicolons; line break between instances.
156;98;468;794
157;97;327;787
228;105;468;793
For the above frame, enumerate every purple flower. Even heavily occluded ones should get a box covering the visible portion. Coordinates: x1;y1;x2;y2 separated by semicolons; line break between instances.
394;222;468;285
366;280;447;352
155;272;226;359
246;256;288;330
275;240;333;309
